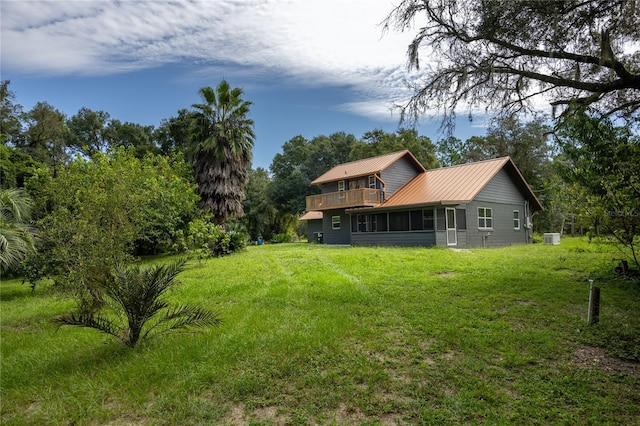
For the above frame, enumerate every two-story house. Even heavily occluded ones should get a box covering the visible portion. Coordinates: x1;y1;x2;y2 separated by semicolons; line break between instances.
300;150;543;247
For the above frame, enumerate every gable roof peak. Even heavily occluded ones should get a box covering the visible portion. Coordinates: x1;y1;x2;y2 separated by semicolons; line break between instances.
310;149;424;185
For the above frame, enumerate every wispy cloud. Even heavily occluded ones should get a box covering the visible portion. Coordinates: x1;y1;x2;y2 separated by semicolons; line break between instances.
2;0;423;120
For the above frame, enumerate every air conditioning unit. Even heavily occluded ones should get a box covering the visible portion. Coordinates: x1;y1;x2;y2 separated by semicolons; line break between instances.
544;233;560;245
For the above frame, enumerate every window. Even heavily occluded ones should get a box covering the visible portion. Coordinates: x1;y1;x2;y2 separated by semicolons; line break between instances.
513;210;520;230
456;209;467;230
368;175;376;188
376;213;388;232
338;180;345;191
389;211;410;231
478;207;493;229
410;210;424;230
423;209;435;231
358;214;369;232
332;215;341;230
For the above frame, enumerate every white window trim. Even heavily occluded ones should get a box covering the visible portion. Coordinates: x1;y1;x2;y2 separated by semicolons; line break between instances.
478;207;493;230
513;210;521;230
338;180;345;192
332;215;341;230
368;175;376;188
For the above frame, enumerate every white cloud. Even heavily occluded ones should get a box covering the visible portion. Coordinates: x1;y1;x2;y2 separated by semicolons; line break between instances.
1;0;422;119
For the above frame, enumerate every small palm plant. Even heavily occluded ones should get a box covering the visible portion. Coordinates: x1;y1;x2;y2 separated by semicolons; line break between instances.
0;188;37;273
54;258;220;348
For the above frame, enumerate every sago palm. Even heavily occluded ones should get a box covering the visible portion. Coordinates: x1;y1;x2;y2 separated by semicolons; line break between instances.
54;258;221;348
0;188;37;273
190;80;255;224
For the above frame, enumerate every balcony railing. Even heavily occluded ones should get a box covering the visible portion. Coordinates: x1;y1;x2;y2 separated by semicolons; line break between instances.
306;188;382;211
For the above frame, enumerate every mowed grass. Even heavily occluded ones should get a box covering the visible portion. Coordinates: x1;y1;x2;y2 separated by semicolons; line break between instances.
2;238;639;425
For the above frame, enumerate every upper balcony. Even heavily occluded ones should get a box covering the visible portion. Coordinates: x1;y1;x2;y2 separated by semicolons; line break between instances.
306;188;382;211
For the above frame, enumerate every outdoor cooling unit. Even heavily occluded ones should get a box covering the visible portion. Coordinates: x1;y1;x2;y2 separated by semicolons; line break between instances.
544;233;561;245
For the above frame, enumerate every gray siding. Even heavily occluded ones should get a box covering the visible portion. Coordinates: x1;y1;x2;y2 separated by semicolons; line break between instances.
466;200;528;247
351;231;436;247
380;157;422;198
322;209;351;244
321;181;339;194
305;220;323;242
469;169;529;247
475;169;526;204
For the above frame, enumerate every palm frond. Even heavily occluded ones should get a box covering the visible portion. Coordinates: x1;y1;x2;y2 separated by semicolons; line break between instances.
53;312;126;341
143;305;222;340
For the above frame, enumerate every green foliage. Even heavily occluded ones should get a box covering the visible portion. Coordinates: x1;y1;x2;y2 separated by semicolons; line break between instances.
19;101;69;167
437;116;552;189
65;107;113;156
0;80;24;145
350;128;439;168
177;217;247;260
0;145;46;189
53;258;221;348
269;132;356;215
0;188;36;273
271;233;293;244
190;80;255;224
556;109;640;268
242;167;278;241
23;148;198;304
155;108;196;155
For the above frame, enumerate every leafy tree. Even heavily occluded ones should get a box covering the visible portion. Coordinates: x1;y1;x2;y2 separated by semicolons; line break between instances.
0;188;37;273
384;0;640;130
437;116;551;188
556;109;640;268
435;136;467;167
190;80;255;224
0;145;45;189
106;119;158;157
66;107;113;156
349;128;439;168
25;148;198;304
155;109;196;155
0;80;23;145
19;101;69;167
242;167;278;241
54;258;221;348
270;133;357;216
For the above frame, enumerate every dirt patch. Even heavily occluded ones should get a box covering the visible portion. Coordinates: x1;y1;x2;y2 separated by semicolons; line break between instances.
224;403;287;425
333;403;367;424
573;346;640;378
434;272;456;278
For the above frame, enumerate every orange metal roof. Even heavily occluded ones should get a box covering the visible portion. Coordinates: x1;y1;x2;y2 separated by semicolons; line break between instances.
350;157;543;212
299;211;323;221
310;150;425;185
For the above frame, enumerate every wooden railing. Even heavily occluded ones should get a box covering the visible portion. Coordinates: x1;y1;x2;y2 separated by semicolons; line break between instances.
306;188;382;211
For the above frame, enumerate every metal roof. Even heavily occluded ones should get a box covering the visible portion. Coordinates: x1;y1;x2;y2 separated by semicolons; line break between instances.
350;157;543;212
299;211;323;221
310;150;425;185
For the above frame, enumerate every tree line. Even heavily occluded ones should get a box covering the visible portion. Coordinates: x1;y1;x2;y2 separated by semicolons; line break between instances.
3;72;640;273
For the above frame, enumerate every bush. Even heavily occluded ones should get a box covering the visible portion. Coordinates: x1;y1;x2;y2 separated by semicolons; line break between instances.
271;233;292;244
182;217;247;260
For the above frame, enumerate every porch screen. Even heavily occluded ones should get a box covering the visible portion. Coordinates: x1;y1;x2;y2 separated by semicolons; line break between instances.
389;211;410;231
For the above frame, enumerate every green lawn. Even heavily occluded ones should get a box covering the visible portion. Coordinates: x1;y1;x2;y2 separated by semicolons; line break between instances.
2;239;639;425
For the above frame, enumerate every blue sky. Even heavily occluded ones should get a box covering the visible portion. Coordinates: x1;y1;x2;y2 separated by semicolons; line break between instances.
1;0;488;170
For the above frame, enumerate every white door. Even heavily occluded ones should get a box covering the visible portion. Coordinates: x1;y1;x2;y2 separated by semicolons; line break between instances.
446;208;457;246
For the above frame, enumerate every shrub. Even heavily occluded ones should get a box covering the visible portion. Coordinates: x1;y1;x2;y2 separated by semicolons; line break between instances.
54;258;221;348
271;233;292;244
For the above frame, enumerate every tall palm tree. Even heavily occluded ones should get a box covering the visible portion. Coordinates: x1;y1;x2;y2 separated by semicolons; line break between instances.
0;188;36;273
54;258;221;348
190;80;255;224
